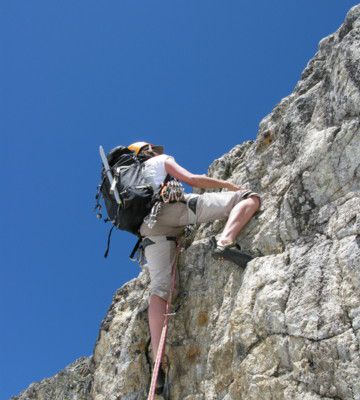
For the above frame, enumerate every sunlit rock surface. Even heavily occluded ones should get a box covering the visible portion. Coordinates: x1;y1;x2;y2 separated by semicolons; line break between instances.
11;5;360;400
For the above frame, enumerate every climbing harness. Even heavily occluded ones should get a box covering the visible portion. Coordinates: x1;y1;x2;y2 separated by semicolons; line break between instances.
143;178;185;230
147;241;180;400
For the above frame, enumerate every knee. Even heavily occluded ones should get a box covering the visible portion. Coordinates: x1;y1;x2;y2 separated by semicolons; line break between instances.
246;195;261;213
150;288;170;303
149;286;178;303
149;293;168;304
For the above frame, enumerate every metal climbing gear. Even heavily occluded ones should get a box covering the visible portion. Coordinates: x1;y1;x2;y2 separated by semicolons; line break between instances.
160;179;185;203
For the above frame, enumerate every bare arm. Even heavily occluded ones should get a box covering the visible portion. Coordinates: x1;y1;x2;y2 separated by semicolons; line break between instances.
164;157;243;191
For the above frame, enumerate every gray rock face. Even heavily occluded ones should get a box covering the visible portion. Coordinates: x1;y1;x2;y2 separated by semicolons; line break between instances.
10;357;93;400
11;5;360;400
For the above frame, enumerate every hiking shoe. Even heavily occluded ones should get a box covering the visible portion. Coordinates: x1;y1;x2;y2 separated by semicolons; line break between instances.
210;236;253;268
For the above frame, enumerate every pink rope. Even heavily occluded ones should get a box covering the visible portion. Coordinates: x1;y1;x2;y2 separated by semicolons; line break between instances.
147;243;179;400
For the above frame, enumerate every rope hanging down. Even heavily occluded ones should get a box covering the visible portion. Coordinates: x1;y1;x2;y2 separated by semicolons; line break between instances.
147;243;180;400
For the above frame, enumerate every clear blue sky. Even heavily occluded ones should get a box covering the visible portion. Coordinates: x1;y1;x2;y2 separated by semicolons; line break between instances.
1;1;358;398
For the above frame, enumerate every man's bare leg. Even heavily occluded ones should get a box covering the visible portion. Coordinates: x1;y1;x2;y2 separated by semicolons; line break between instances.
217;196;260;246
148;197;260;356
148;294;167;359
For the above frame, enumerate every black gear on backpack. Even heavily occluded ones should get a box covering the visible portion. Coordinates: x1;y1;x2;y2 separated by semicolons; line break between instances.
94;145;171;258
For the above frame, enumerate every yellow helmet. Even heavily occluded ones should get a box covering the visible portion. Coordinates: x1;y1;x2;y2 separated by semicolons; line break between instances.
127;141;164;155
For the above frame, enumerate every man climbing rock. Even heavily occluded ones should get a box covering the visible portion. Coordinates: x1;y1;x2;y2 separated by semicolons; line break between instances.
127;141;261;395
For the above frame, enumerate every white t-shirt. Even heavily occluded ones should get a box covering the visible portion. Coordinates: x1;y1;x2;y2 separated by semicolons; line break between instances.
143;154;174;190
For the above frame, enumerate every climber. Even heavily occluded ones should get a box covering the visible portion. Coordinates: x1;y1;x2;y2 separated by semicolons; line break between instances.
127;141;261;394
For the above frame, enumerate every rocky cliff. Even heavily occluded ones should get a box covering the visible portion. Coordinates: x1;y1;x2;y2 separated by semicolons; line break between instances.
11;5;360;400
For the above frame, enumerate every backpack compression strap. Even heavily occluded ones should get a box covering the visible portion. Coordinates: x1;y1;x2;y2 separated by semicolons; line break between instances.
104;225;116;258
129;237;142;260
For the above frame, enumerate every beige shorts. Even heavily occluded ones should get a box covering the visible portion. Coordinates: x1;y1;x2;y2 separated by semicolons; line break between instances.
140;190;261;300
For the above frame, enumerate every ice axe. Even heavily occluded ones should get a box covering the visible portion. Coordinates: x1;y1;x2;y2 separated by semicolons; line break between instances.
99;145;122;205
